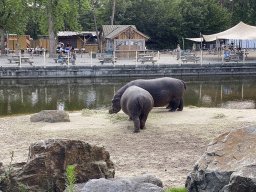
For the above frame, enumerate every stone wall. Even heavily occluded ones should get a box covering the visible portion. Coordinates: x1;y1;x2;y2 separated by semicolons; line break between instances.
1;64;256;78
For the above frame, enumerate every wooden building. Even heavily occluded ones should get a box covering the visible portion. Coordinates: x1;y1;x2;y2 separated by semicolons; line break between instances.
57;31;98;52
8;35;30;50
99;25;149;58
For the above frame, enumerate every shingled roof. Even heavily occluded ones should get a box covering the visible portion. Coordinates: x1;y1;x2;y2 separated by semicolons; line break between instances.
102;25;149;40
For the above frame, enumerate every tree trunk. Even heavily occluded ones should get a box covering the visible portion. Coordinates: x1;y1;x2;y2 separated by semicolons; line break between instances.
92;8;100;53
48;13;56;58
0;27;5;55
111;0;116;25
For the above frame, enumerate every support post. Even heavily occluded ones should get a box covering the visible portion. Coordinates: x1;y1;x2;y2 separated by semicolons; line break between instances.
90;51;92;67
44;52;46;68
158;51;160;66
68;51;70;68
136;51;137;67
19;50;21;68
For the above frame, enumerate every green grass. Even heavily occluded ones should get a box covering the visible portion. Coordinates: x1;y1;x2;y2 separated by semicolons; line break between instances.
165;187;187;192
107;113;128;123
65;165;77;192
81;109;102;116
213;113;226;119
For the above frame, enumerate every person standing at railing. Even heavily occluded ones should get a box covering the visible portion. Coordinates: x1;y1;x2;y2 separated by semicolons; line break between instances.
70;48;76;65
224;49;230;59
177;44;181;60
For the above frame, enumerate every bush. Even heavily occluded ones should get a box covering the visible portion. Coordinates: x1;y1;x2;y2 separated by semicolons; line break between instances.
165;187;187;192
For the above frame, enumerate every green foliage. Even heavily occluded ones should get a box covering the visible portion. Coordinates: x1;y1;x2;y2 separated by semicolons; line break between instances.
6;0;256;50
0;0;29;34
65;165;77;192
165;187;187;192
18;184;27;192
0;151;14;191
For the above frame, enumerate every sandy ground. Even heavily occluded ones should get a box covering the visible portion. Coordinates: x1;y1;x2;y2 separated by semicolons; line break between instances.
1;107;256;189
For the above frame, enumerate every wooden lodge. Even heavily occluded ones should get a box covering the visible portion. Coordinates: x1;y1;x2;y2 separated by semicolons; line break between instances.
99;25;149;58
57;31;98;53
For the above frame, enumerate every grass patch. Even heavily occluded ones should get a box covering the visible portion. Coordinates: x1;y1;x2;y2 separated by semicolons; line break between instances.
0;151;14;191
165;187;187;192
213;113;226;119
65;165;77;192
107;113;128;123
187;105;198;109
81;109;104;116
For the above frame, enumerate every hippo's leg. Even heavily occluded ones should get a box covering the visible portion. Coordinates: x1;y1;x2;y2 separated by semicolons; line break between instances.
166;100;174;109
139;114;148;130
169;99;178;112
166;103;171;109
177;98;183;111
132;116;140;133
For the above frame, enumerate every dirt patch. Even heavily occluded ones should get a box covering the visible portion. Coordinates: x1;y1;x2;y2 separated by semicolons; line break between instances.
1;107;256;189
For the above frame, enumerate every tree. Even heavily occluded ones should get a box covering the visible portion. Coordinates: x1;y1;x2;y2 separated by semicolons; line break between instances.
35;0;90;57
230;0;256;26
0;0;29;54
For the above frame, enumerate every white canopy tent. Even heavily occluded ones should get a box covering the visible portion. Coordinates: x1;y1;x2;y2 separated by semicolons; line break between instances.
183;22;256;65
203;21;256;42
185;37;203;42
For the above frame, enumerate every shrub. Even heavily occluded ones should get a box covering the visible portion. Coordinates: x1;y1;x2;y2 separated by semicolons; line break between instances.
165;187;187;192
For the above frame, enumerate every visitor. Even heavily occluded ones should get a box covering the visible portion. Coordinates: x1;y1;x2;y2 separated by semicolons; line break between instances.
70;48;76;65
177;44;181;60
230;41;234;50
224;49;230;59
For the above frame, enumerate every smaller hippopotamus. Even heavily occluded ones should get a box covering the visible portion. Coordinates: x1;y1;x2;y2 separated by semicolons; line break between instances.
120;85;154;133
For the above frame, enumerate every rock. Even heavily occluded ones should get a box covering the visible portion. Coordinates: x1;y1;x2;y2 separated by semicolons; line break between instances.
220;100;255;109
186;126;256;192
64;174;163;192
30;110;70;122
220;165;256;192
80;174;165;192
12;139;114;192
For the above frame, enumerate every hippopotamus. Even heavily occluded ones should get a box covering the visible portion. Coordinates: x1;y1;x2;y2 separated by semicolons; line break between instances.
120;85;154;132
109;77;186;114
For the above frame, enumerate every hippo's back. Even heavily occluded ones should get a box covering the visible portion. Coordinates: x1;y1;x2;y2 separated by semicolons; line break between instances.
126;77;185;107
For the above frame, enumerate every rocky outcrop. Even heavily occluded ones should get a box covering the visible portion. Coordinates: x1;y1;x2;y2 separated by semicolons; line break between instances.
78;174;164;192
186;126;256;192
30;110;70;122
3;139;114;192
220;100;255;109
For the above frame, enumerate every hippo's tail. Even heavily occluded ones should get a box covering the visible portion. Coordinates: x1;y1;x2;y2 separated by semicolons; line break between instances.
137;97;145;111
182;81;187;89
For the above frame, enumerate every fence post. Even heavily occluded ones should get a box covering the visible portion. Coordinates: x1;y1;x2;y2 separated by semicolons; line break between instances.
44;51;46;68
19;50;21;68
136;51;137;67
90;51;93;67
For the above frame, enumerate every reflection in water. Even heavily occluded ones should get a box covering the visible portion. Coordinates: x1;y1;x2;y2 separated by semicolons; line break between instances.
0;76;255;116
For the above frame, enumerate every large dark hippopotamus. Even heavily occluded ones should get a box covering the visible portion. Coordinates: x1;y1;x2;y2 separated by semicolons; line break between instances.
120;85;154;132
109;77;186;114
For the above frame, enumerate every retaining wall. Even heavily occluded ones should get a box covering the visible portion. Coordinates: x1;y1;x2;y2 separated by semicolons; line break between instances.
1;63;256;79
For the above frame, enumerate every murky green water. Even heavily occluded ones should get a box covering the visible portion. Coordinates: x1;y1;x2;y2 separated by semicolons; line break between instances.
0;76;255;116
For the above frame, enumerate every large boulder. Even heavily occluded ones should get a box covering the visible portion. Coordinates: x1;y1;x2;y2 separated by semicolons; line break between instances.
79;174;164;192
185;126;256;192
30;110;70;122
8;139;114;192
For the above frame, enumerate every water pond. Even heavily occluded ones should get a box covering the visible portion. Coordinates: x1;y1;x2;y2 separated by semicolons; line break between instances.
0;76;255;116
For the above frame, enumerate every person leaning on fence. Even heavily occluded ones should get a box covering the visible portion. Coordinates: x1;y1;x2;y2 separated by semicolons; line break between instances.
176;44;181;60
224;49;230;59
70;48;76;65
